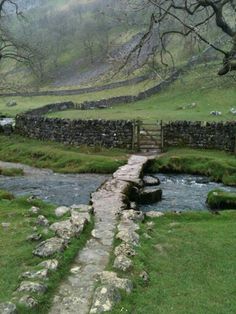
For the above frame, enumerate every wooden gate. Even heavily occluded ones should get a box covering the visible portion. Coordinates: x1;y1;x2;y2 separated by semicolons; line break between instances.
134;120;164;153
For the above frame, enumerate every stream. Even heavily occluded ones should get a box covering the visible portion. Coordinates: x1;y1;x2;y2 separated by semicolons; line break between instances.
141;173;236;212
0;161;108;206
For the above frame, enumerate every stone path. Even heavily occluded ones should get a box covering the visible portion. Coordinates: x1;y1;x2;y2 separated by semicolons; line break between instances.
49;155;149;314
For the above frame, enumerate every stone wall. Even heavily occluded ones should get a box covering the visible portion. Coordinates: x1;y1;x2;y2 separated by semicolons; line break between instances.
15;115;135;149
163;121;236;152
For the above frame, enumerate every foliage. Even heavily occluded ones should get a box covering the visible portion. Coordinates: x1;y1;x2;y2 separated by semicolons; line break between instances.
207;189;236;210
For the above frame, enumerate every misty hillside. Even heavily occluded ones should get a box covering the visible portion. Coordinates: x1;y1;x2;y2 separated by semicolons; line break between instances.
0;0;229;90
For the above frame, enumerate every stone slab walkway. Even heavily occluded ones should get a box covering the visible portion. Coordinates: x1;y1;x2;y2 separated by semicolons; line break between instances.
49;155;148;314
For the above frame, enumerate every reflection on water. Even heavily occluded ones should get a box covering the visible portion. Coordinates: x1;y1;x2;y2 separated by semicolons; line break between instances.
141;173;236;212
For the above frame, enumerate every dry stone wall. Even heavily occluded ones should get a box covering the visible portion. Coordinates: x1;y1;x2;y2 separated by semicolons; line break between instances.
163;121;236;152
15;115;134;149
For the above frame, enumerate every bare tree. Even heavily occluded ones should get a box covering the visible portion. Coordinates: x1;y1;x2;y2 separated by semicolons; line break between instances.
125;0;236;75
0;0;33;63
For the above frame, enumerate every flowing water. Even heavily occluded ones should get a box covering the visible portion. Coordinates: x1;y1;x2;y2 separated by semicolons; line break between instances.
0;161;108;206
141;173;236;212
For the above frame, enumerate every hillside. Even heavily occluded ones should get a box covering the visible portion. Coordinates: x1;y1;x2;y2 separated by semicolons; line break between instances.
0;0;226;91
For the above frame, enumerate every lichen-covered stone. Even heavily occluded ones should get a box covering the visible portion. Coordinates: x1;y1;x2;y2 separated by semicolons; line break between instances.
122;210;144;222
36;215;49;227
54;206;70;217
114;243;136;257
50;220;75;240
37;259;59;271
70;204;94;214
21;269;48;280
33;237;67;257
145;211;164;218
26;233;42;241
90;285;121;313
0;302;17;314
19;295;38;308
99;271;133;293
18;281;47;294
116;230;139;246
28;206;40;215
113;255;133;272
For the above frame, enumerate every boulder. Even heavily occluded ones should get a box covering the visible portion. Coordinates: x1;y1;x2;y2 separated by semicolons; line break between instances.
70;211;90;224
139;271;149;283
143;175;160;186
54;206;70;217
139;187;162;204
28;206;40;215
113;255;133;272
33;237;67;257
99;271;133;293
145;211;164;218
114;243;136;257
0;302;17;314
122;210;144;222
70;204;94;214
19;295;38;309
90;285;121;313
26;233;42;241
129;202;138;210
50;220;76;240
36;215;49;227
116;230;139;246
37;259;59;271
6;100;17;107
21;269;48;280
18;281;47;294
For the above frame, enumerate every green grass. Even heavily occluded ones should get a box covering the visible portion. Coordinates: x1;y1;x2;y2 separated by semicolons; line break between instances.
48;63;236;122
0;167;24;176
0;79;159;117
0;193;94;313
207;189;236;210
109;212;236;314
147;148;236;186
0;135;128;173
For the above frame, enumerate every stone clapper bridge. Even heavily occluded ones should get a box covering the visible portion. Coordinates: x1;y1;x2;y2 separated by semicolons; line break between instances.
50;154;158;314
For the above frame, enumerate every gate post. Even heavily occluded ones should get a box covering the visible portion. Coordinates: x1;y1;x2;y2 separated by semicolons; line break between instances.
137;120;141;152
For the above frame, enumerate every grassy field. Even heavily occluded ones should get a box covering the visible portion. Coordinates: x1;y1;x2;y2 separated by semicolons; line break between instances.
148;148;236;186
48;64;236;122
0;192;94;313
109;211;236;314
0;135;128;173
0;79;159;117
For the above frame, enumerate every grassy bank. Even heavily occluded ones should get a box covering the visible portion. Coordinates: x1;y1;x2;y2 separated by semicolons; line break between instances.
207;189;236;210
110;212;236;314
0;192;94;313
48;63;236;122
0;135;128;174
147;148;236;186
